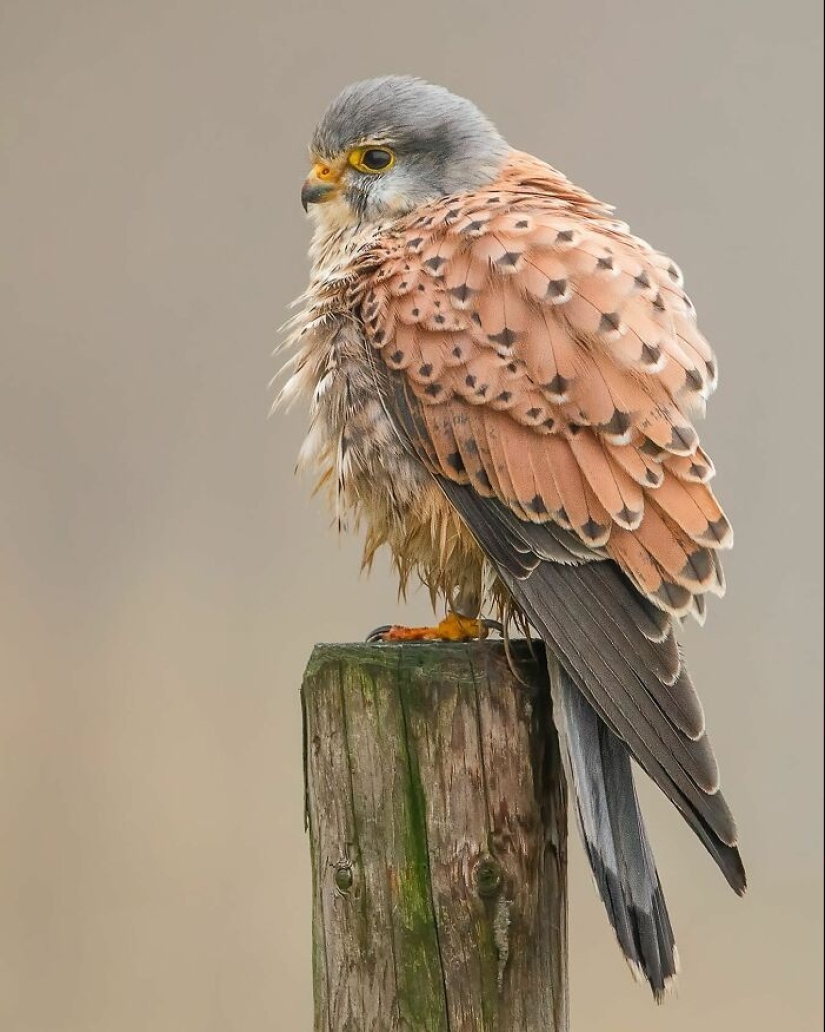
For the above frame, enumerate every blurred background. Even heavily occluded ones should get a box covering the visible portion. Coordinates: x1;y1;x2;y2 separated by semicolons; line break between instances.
0;1;822;1029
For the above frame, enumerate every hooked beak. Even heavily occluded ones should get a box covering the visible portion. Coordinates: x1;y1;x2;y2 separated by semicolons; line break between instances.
301;161;341;211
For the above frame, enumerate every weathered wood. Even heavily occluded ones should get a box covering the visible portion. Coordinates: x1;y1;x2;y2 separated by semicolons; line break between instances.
302;640;568;1032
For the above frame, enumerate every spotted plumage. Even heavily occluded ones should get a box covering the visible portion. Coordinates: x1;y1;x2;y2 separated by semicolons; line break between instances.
279;76;744;999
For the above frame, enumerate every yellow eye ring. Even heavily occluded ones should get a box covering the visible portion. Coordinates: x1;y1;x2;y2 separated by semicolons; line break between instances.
348;146;395;174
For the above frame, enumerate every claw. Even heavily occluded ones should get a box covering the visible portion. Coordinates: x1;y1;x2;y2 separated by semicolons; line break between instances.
365;624;393;643
365;613;504;644
480;618;504;636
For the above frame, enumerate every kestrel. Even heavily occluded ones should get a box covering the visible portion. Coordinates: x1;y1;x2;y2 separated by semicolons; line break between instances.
280;76;745;998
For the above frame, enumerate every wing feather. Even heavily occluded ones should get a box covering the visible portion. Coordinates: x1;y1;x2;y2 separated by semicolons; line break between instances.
356;162;731;611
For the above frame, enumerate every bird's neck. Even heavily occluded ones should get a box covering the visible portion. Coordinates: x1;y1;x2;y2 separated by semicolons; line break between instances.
307;204;394;280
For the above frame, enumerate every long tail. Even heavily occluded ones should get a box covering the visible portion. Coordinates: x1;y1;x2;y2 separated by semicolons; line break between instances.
548;652;678;1000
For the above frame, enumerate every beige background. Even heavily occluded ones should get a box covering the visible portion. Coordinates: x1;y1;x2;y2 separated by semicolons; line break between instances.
0;1;822;1029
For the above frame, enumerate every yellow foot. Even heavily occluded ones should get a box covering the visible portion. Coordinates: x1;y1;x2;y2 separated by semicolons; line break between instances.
366;612;502;643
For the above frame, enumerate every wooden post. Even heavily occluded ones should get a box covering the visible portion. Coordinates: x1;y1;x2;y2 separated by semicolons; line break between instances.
301;640;568;1032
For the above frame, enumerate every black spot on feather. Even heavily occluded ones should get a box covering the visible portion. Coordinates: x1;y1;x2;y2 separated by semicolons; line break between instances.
488;327;519;348
617;505;641;527
696;515;732;546
545;373;571;397
669;425;698;453
634;270;652;289
547;278;569;300
582;518;607;541
599;312;622;334
449;284;475;303
681;549;713;585
529;495;548;514
641;343;661;366
600;410;631;437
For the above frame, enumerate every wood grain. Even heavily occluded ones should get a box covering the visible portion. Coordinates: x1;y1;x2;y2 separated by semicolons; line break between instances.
302;640;568;1032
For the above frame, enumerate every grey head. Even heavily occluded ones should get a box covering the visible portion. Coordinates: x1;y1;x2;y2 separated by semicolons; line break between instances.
302;76;509;222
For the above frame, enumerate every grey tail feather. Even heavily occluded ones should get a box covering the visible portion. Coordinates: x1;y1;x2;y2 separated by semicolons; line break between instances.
548;650;679;1000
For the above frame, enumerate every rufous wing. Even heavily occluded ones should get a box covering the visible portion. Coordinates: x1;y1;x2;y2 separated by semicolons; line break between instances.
355;152;731;618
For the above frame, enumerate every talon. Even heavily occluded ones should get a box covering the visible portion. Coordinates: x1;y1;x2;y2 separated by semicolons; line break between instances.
366;624;393;643
481;618;504;636
365;612;502;643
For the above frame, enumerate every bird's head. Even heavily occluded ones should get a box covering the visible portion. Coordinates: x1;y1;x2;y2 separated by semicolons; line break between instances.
302;76;509;227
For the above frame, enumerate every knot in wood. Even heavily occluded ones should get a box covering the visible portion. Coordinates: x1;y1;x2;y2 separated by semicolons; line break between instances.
334;861;354;894
473;855;504;899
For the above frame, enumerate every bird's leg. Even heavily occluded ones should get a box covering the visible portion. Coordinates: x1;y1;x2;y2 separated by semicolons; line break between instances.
366;612;503;643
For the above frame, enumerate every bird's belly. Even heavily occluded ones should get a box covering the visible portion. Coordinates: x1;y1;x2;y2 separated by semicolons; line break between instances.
299;319;485;609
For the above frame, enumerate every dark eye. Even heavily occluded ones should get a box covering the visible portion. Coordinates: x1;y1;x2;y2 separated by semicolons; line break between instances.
362;149;393;170
349;147;395;174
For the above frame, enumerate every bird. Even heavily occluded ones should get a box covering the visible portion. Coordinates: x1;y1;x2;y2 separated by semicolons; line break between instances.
278;75;745;999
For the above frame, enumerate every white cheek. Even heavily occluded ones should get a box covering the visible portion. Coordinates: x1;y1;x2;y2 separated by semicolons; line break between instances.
309;194;359;233
369;170;425;214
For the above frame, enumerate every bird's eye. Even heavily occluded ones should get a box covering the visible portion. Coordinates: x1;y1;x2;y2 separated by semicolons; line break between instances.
349;147;395;174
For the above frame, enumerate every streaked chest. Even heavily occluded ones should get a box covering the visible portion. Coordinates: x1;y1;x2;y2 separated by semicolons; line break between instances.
280;221;427;527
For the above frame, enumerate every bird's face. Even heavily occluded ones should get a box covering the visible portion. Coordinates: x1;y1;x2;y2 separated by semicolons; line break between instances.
302;77;509;228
